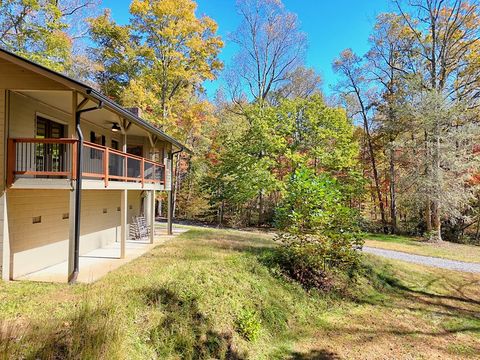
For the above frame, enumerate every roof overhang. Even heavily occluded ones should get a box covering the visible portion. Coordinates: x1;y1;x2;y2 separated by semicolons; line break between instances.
0;47;191;154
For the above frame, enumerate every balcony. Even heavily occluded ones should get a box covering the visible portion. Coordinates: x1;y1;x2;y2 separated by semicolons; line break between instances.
7;138;166;190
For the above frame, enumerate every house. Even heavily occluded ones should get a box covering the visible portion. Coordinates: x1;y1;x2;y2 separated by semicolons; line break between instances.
0;48;188;282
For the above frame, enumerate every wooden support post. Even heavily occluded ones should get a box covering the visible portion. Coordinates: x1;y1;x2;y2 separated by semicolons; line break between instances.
167;189;173;235
6;138;15;188
141;158;145;188
120;189;127;259
1;193;12;281
104;147;109;187
150;190;155;243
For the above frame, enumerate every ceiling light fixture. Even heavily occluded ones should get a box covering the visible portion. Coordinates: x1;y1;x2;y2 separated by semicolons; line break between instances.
111;123;121;132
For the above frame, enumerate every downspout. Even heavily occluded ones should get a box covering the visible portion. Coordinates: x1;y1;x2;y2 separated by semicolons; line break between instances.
69;99;103;284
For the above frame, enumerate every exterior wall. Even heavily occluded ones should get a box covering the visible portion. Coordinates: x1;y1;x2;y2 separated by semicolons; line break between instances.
7;189;142;278
80;120;123;149
0;89;5;275
8;189;70;278
9;91;72;138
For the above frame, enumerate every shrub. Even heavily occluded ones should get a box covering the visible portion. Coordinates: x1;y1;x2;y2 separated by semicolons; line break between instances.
274;166;363;291
235;309;261;342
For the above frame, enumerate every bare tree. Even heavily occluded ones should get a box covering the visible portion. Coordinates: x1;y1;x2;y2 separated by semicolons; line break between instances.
229;0;307;104
269;65;322;103
333;49;388;232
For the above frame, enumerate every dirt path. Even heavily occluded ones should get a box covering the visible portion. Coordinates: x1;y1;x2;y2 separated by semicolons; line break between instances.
363;246;480;273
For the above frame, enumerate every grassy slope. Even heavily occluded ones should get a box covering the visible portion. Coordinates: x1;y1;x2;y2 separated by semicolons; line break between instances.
364;233;480;263
0;227;478;359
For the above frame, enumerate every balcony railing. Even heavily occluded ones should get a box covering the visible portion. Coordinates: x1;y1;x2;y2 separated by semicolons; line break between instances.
7;138;166;188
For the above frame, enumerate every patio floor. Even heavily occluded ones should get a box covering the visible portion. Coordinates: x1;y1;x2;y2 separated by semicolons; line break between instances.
17;225;187;283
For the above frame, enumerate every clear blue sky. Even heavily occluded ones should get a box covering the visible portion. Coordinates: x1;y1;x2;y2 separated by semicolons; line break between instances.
101;0;395;97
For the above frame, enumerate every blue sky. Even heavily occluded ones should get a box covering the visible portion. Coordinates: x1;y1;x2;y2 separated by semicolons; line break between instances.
101;0;395;97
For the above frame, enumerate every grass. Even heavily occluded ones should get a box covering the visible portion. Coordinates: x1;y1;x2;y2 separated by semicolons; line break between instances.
364;233;480;263
0;227;478;359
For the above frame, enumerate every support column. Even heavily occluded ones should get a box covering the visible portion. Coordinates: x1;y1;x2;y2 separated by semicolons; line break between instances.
120;189;127;259
1;192;11;281
150;190;155;243
67;91;77;282
166;150;173;235
67;185;76;281
167;189;173;235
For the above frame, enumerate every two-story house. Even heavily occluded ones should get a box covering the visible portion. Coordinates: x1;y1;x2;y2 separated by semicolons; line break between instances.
0;48;188;282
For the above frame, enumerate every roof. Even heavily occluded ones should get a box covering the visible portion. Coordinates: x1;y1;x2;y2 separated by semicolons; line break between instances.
0;47;191;153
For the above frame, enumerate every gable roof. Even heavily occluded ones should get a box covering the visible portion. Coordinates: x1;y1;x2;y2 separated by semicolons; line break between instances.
0;47;190;153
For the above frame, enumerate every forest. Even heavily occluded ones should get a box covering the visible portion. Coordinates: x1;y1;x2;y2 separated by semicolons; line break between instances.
2;0;480;245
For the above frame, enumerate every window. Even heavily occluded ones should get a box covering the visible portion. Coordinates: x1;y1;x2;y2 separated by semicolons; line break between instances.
111;140;119;150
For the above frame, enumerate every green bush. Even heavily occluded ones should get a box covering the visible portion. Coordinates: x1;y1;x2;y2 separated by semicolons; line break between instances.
235;309;261;342
274;166;363;291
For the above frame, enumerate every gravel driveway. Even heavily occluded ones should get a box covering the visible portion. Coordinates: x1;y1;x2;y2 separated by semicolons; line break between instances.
363;246;480;273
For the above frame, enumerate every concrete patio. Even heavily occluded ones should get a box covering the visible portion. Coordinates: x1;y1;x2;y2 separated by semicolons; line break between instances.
17;225;187;283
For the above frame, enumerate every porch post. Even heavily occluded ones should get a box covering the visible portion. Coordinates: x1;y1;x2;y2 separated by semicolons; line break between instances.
1;193;11;281
67;91;77;282
150;190;155;243
120;189;127;259
166;150;173;235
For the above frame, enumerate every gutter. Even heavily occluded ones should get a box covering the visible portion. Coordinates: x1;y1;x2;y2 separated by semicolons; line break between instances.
86;89;192;154
68;100;103;284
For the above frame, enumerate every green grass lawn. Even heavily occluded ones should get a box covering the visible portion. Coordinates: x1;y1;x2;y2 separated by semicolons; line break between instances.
1;227;479;359
364;233;480;263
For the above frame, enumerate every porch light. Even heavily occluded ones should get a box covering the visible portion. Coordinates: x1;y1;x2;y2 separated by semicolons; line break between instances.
111;123;121;132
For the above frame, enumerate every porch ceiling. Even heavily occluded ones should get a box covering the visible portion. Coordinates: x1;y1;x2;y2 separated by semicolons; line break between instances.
16;90;157;138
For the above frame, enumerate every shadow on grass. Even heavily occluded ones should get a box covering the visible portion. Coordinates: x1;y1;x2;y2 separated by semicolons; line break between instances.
1;299;120;360
138;286;245;360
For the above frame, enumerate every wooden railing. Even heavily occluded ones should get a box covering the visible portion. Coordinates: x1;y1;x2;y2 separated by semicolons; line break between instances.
7;138;166;188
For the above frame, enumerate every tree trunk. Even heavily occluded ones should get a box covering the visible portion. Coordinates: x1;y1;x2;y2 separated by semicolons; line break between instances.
258;190;264;227
366;134;387;231
425;200;432;233
389;147;397;234
431;202;442;242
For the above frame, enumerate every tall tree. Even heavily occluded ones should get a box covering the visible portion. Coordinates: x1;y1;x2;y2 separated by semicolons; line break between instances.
394;0;480;241
333;49;388;232
229;0;306;104
366;13;415;233
128;0;223;122
0;0;69;71
0;0;98;73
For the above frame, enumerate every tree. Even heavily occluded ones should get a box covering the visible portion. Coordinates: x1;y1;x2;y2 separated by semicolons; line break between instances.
128;0;223;122
89;10;141;100
0;0;98;74
228;0;307;104
333;49;388;232
269;66;322;104
0;0;69;71
393;0;480;241
399;88;480;241
366;13;415;233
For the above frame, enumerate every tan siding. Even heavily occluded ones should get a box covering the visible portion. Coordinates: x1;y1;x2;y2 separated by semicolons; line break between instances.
7;189;143;278
0;90;5;271
81;120;123;148
9;91;72;138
